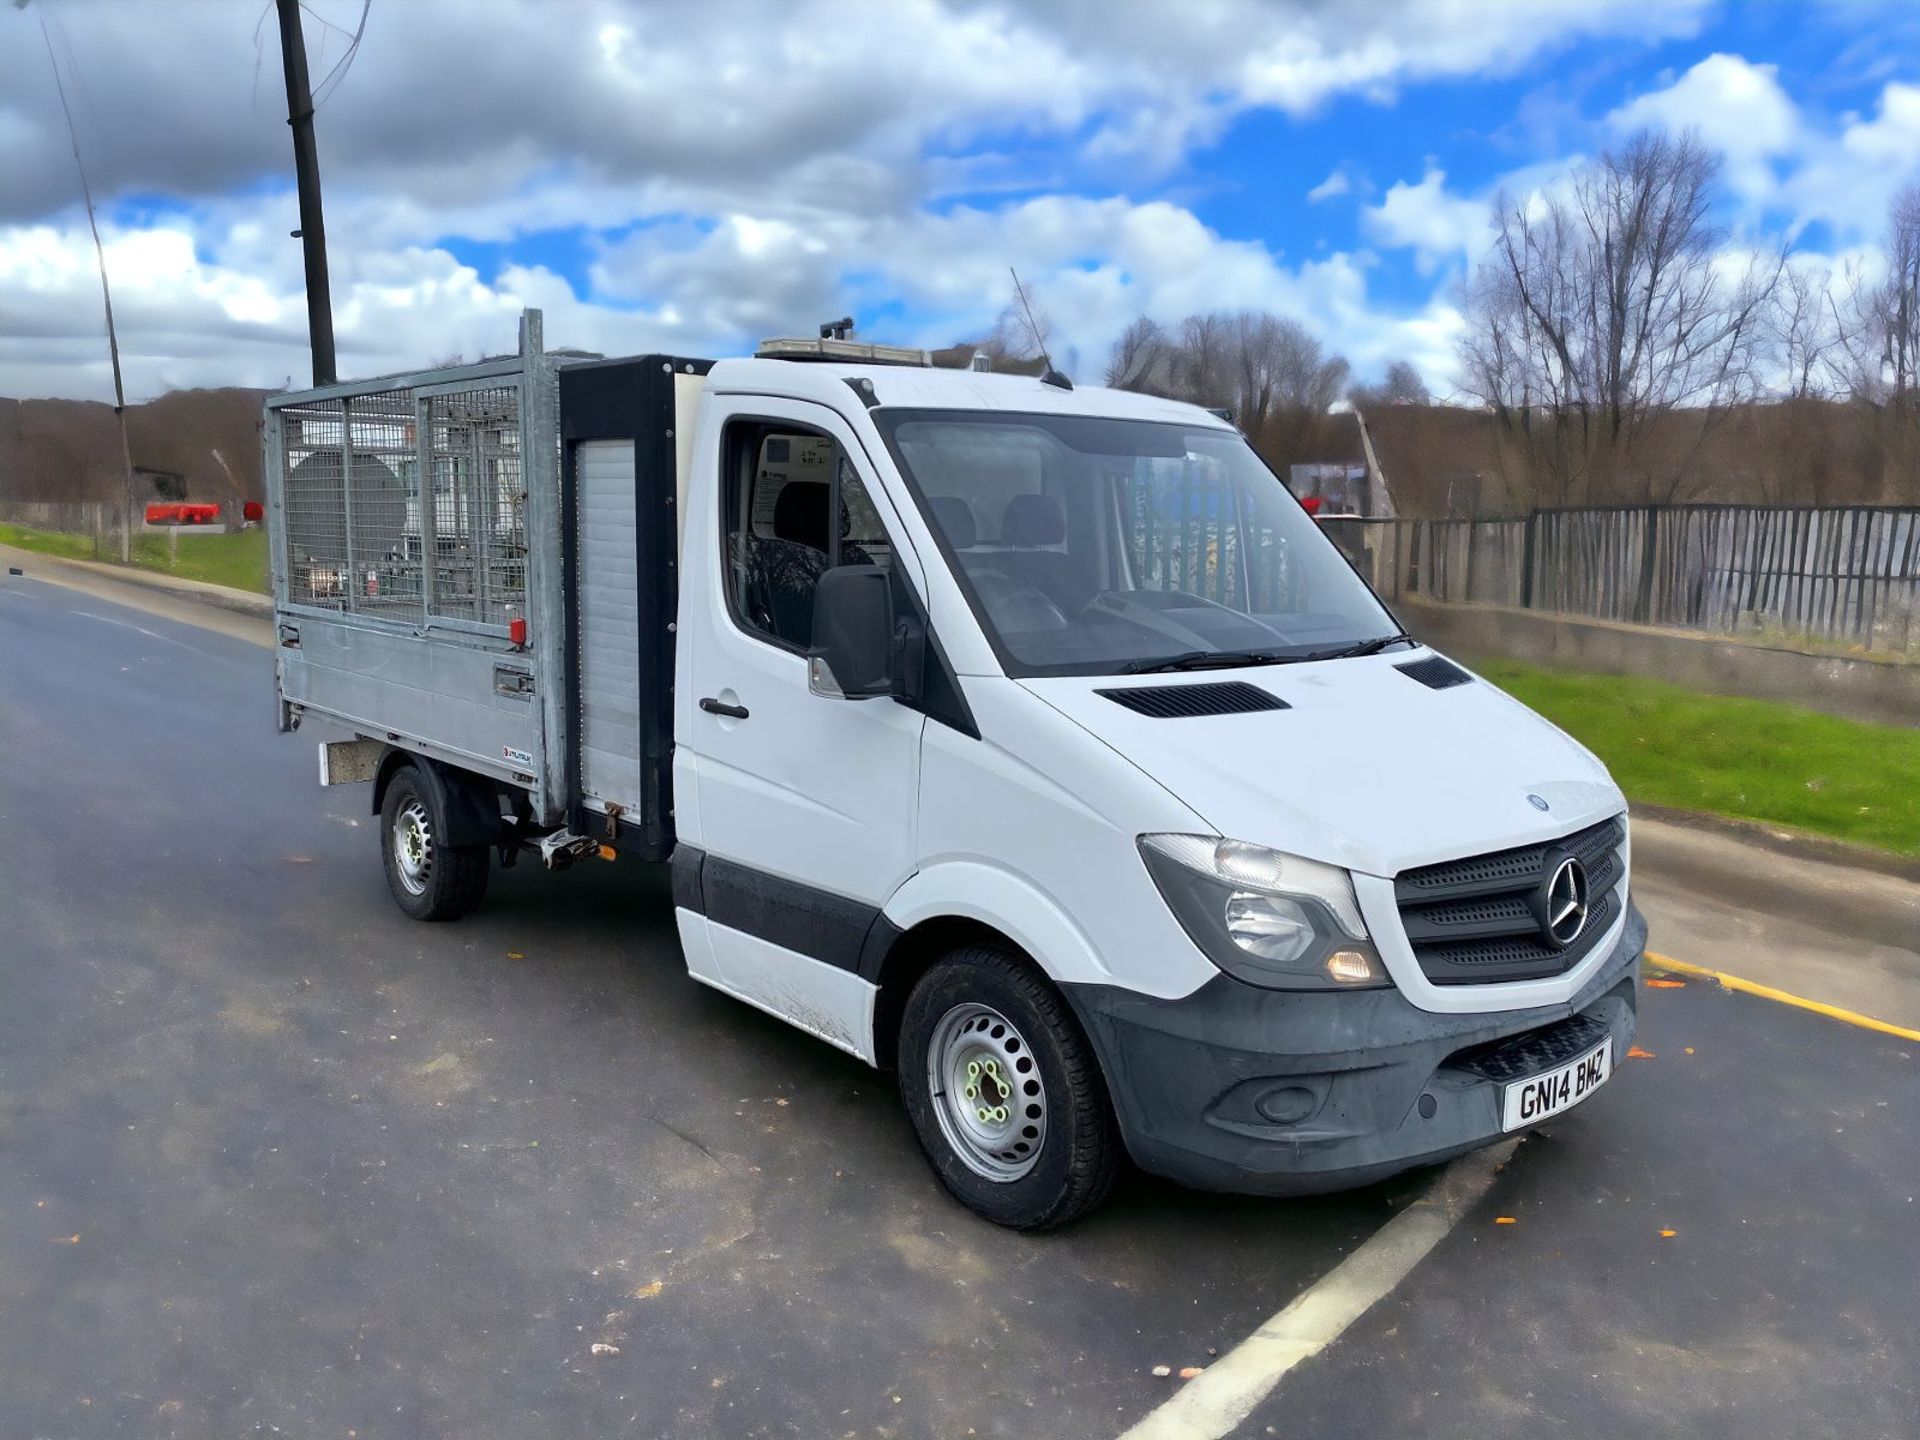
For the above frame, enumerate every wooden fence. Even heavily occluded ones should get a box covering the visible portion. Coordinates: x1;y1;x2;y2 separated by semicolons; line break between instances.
1324;506;1920;655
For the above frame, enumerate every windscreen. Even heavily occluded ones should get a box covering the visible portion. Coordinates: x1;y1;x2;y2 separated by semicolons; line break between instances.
878;410;1398;677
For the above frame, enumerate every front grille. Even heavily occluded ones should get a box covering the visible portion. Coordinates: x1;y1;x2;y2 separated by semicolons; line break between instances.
1451;1011;1613;1083
1395;816;1625;986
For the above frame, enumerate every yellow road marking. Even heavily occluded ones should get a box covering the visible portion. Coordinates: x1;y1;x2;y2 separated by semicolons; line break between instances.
1645;951;1920;1044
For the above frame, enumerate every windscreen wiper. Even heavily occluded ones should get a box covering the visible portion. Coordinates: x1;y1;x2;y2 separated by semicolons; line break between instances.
1120;649;1294;674
1295;634;1414;662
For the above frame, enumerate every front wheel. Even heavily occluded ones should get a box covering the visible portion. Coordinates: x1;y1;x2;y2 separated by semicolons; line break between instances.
380;765;490;921
898;945;1121;1230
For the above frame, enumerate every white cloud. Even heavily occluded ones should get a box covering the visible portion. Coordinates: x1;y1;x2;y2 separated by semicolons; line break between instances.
1307;169;1352;203
1363;167;1491;275
0;0;1724;402
1608;55;1920;243
1608;53;1798;202
0;190;1480;402
1785;81;1920;239
0;0;1714;233
1229;0;1708;116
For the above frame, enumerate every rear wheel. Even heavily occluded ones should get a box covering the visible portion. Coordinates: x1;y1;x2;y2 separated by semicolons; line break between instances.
898;944;1121;1230
380;765;489;921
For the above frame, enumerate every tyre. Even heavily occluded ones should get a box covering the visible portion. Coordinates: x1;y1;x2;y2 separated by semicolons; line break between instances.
380;765;490;921
898;944;1121;1230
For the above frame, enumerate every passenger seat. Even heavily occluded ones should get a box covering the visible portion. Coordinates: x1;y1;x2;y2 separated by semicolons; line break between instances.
995;493;1086;613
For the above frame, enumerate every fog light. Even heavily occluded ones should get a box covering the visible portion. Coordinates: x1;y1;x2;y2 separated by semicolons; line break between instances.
1255;1085;1319;1125
1326;949;1381;985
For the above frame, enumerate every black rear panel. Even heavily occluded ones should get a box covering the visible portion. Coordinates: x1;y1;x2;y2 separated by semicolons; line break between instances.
559;354;712;860
1395;816;1625;985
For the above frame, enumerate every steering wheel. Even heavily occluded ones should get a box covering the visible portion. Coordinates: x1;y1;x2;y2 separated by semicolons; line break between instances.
970;569;1071;631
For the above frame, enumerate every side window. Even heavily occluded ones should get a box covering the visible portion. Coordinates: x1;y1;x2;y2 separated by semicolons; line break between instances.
722;420;892;652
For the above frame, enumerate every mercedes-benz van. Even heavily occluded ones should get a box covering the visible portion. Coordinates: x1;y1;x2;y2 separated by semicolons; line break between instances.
270;320;1645;1228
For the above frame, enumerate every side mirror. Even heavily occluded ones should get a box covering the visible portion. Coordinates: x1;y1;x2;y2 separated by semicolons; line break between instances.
808;565;893;698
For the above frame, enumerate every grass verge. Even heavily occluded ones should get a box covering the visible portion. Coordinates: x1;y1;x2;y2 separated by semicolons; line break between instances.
0;522;269;594
1481;658;1920;858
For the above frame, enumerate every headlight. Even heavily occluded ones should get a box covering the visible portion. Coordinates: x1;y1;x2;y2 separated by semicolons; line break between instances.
1138;834;1389;990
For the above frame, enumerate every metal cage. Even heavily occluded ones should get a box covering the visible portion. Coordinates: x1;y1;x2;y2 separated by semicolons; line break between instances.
265;311;569;821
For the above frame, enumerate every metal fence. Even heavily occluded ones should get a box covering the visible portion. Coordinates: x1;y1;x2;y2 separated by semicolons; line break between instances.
1323;506;1920;655
0;499;108;534
0;498;150;559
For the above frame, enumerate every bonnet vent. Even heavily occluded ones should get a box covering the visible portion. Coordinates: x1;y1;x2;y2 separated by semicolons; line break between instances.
1096;682;1289;719
1394;655;1473;690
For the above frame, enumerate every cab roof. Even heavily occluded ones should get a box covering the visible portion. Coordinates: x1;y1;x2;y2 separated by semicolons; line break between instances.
702;356;1237;430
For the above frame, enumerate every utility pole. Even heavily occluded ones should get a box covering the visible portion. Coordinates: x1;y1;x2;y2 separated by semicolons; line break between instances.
35;9;137;562
276;0;336;387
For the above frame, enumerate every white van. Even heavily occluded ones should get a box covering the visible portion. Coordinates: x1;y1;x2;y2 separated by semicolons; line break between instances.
269;316;1643;1228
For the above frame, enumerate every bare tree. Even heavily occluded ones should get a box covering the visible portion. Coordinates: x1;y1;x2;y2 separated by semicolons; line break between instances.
1104;316;1171;390
1836;185;1920;498
1349;360;1430;410
1876;184;1920;406
1459;129;1783;505
1769;263;1853;401
1106;310;1349;470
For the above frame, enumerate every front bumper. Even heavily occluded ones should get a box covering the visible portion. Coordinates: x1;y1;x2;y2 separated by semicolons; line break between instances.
1064;903;1647;1196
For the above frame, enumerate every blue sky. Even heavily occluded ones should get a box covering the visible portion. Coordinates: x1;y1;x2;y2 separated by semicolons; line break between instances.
4;0;1918;401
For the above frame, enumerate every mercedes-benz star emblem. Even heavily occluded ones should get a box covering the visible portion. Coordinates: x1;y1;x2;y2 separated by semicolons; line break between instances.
1541;855;1590;947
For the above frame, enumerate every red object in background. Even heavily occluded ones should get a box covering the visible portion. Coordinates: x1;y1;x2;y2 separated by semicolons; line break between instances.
243;500;265;523
508;617;529;649
145;502;221;526
1299;495;1325;516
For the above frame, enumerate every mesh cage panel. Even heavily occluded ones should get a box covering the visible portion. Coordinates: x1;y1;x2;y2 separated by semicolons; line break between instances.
279;378;527;630
281;400;349;607
345;388;422;618
425;386;525;625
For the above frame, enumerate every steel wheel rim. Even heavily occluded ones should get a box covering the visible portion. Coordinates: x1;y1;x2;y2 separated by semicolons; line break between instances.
393;798;433;896
927;1002;1047;1182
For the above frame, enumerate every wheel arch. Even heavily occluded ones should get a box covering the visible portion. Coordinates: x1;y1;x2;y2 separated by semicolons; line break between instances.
870;862;1111;1071
371;748;504;849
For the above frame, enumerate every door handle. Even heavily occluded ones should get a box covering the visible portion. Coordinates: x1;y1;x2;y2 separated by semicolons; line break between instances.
699;697;750;720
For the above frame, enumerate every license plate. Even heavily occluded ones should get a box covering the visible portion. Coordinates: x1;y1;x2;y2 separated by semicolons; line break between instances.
1501;1038;1612;1131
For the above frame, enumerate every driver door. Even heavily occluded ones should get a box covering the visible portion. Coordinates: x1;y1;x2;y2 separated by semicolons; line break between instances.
676;397;925;1059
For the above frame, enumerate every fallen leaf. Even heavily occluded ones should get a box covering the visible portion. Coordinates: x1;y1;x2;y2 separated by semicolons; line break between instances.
1494;1216;1517;1225
1646;978;1686;989
506;951;524;961
1179;1367;1205;1380
1151;1365;1172;1377
775;1098;789;1107
1659;1229;1677;1238
633;1280;663;1300
1628;1046;1656;1059
1684;1047;1695;1055
590;1343;620;1357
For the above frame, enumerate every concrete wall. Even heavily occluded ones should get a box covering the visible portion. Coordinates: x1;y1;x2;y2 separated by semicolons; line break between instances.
1399;598;1920;729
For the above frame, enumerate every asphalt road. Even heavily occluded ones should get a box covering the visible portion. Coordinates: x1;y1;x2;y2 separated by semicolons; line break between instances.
2;572;1915;1440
